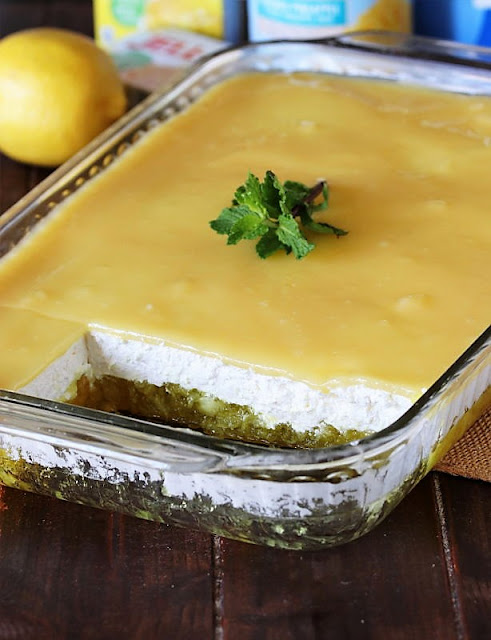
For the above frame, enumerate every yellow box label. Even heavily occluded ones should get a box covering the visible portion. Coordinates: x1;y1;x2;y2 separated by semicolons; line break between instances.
94;0;224;48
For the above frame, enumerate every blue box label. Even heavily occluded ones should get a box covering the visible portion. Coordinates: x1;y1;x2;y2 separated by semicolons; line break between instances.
257;1;346;27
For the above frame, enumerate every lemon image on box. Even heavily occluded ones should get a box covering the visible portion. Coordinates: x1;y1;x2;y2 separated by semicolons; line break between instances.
247;0;412;41
355;0;412;31
94;0;224;45
0;28;127;167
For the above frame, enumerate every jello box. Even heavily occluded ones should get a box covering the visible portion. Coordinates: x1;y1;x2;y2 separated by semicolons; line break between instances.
94;0;246;49
108;27;227;92
413;0;491;46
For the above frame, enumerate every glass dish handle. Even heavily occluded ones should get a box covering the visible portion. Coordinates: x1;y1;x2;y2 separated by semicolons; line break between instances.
0;392;232;474
326;30;491;68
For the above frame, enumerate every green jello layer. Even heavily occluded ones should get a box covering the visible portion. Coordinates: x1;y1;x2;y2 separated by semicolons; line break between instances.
71;375;370;448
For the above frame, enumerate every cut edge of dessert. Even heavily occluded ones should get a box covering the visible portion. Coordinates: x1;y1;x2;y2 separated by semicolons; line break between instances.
18;327;413;449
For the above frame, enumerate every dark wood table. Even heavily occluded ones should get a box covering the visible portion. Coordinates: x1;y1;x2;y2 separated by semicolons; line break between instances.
0;2;490;638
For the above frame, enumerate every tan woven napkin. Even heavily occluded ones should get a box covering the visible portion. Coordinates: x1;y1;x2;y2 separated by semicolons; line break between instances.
435;406;491;482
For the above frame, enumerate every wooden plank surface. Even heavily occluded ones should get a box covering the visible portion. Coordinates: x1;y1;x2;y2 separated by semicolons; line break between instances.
434;474;491;640
0;475;488;640
0;2;490;639
0;486;215;640
216;477;457;640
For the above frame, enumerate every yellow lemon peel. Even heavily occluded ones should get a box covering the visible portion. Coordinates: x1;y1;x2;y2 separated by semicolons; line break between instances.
0;28;127;167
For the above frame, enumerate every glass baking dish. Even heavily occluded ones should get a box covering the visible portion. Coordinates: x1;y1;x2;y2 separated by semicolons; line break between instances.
0;32;490;550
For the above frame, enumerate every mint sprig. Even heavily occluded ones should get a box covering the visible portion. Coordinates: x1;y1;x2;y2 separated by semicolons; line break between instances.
209;170;347;259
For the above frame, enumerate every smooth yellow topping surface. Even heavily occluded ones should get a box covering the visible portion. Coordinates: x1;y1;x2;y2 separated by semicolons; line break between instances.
0;73;490;395
0;307;86;389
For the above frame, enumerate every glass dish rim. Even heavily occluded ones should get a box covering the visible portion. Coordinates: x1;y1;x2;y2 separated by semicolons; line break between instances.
1;327;489;468
0;32;490;470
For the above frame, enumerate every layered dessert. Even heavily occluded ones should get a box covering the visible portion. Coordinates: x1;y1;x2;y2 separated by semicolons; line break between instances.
1;71;490;447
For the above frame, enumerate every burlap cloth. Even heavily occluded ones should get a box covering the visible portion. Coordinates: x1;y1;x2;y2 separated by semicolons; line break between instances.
435;405;491;482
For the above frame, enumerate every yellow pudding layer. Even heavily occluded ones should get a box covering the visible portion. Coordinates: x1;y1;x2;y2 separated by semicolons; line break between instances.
1;307;86;389
0;73;490;396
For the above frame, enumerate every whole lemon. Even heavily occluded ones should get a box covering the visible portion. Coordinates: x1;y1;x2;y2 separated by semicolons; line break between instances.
0;28;127;167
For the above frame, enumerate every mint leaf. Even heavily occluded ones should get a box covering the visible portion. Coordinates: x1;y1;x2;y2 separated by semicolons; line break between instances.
209;171;347;260
233;171;266;216
210;205;251;235
312;181;329;211
255;228;283;259
284;180;311;212
260;170;283;218
302;215;348;236
277;213;315;259
228;212;269;245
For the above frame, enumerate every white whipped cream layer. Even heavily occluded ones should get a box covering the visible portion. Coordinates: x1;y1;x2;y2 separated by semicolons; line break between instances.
21;329;413;434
